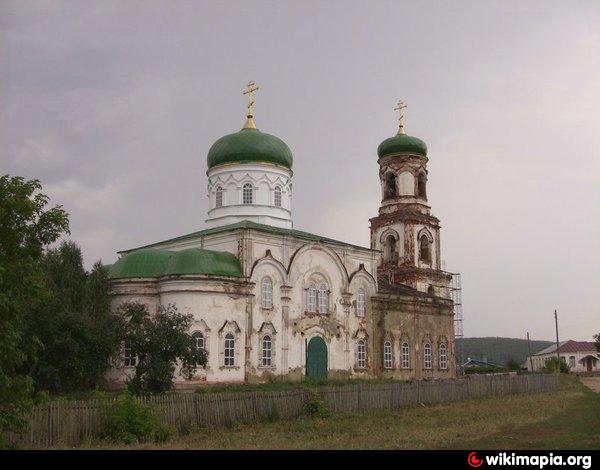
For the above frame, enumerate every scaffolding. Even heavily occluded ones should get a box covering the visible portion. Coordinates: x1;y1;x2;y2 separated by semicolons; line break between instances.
449;272;464;374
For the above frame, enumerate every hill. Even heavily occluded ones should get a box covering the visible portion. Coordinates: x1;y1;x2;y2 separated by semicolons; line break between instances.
456;337;554;366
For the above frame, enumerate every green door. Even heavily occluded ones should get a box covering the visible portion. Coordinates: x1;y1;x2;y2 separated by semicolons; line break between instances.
306;337;327;379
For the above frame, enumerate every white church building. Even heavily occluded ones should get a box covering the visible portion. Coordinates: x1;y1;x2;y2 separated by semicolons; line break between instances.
107;84;458;387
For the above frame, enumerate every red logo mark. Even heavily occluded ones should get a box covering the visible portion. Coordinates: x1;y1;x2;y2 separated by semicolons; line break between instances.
468;452;483;468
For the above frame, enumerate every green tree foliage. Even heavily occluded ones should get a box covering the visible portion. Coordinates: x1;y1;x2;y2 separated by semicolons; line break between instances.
0;175;69;441
101;391;173;444
119;303;207;393
26;241;122;392
505;359;521;371
542;357;570;374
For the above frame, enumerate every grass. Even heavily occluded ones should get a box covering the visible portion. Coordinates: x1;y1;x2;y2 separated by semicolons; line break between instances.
79;375;599;450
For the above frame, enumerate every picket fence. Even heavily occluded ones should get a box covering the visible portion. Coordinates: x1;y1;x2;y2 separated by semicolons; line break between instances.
7;373;559;448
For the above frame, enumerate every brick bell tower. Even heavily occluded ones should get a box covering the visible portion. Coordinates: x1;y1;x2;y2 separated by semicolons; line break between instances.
369;101;452;298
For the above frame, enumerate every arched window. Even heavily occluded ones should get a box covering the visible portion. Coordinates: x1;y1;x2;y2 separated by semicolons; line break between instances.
427;285;435;296
224;333;235;366
261;277;273;309
192;331;205;355
215;186;223;208
439;343;447;370
385;235;397;261
384;172;397;199
424;343;432;369
242;183;253;204
123;341;137;367
401;342;410;369
307;284;317;312
318;283;329;314
274;186;282;207
417;172;427;199
261;335;272;367
356;340;366;368
383;341;392;369
356;289;365;317
420;234;431;262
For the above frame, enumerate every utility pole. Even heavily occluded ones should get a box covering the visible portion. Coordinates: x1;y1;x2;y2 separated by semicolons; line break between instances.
554;309;561;373
526;332;532;371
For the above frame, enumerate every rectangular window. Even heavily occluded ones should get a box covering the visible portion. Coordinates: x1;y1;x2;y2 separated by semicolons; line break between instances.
123;341;137;368
383;341;392;369
356;341;366;368
356;291;365;317
424;344;432;369
402;343;410;369
224;334;235;366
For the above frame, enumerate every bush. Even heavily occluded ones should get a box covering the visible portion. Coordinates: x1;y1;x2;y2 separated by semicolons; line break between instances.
542;357;570;374
102;391;173;444
303;390;330;418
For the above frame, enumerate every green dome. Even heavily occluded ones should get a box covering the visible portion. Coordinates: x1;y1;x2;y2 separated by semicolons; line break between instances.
109;248;242;279
377;133;427;158
207;127;293;170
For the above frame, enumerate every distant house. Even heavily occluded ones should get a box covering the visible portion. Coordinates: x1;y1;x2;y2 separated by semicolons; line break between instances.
462;357;501;369
526;340;599;373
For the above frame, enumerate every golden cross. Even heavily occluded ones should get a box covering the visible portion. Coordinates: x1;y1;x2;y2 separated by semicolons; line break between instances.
394;100;407;135
243;80;259;117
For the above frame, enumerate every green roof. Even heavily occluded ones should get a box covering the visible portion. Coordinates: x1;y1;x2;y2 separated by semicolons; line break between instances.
120;220;371;255
109;248;243;279
207;127;293;170
377;133;427;158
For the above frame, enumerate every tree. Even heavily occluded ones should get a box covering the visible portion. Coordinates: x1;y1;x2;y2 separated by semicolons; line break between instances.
543;357;569;374
594;333;600;353
0;175;69;441
26;241;122;392
505;358;521;371
119;303;207;393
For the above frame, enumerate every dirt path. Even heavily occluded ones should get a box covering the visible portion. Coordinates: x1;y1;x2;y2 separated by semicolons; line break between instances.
580;377;600;392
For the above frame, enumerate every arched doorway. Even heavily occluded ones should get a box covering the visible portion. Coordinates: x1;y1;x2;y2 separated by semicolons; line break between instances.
306;337;327;379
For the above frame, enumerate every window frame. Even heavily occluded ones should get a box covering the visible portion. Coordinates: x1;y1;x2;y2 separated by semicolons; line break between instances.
439;343;447;370
307;283;317;312
424;342;432;369
261;335;272;367
215;186;223;208
242;183;253;205
261;276;273;309
318;283;329;314
224;333;235;367
123;341;137;368
356;289;366;317
274;186;282;207
383;341;392;369
401;342;410;369
356;339;366;369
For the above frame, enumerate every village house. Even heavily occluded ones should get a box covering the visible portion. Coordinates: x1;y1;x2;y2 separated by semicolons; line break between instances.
106;85;458;387
526;340;599;373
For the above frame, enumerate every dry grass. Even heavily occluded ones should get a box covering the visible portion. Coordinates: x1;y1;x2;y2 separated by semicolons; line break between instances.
78;375;599;450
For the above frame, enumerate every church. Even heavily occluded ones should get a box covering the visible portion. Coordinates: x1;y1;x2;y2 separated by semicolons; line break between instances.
106;82;457;387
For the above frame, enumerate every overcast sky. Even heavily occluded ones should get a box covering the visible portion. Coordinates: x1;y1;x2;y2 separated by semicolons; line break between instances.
2;1;599;342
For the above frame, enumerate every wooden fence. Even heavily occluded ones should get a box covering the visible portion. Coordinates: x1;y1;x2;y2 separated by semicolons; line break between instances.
7;373;559;448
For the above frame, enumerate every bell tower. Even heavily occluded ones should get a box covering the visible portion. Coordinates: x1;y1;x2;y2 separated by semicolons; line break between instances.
369;101;451;298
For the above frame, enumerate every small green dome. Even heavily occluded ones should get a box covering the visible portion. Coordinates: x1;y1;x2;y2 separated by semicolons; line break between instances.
109;248;242;279
377;133;427;158
207;127;293;170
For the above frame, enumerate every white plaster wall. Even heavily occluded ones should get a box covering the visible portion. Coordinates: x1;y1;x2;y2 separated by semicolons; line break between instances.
398;171;415;196
206;163;293;229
